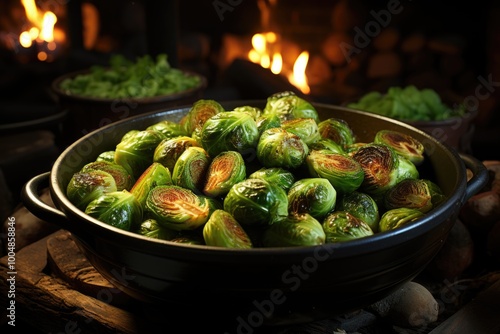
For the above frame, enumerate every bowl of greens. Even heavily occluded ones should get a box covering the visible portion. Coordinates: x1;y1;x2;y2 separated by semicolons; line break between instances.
52;53;206;145
346;86;477;152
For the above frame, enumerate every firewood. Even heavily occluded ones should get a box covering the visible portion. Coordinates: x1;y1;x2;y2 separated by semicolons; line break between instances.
321;32;353;66
366;52;402;79
373;27;400;52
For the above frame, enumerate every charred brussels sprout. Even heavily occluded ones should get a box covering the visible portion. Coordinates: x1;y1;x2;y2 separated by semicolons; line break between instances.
130;162;172;209
96;151;115;163
115;129;166;179
248;167;295;192
181;99;225;135
203;209;253;248
153;136;201;172
424;179;446;207
137;218;178;240
306;150;364;194
336;191;379;232
378;207;424;232
263;213;325;247
317;118;355;150
257;128;309;169
66;170;117;210
308;138;345;155
287;178;337;220
374;130;425;166
281;118;320;145
262;91;319;122
256;113;281;135
146;120;187;139
203;151;246;197
200;111;260;158
145;185;215;230
172;146;210;194
384;178;433;213
85;190;143;231
82;160;135;191
223;178;288;226
322;211;374;243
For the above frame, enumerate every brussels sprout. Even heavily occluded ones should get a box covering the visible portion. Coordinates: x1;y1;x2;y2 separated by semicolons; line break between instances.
82;160;135;191
130;162;172;209
203;209;253;248
306;150;364;194
257;128;309;169
317;118;355;150
233;105;262;120
181;99;225;135
262;91;320;123
308;138;345;155
384;178;434;213
200;111;260;158
153;136;201;172
374;130;425;165
223;178;288;226
145;185;215;230
287;178;337;220
121;129;139;142
203;151;246;197
170;235;205;245
172;146;210;194
423;179;446;207
396;155;419;182
248;167;295;192
352;143;400;196
96;151;116;163
281;118;321;145
378;207;424;232
256;113;281;135
137;218;178;240
336;191;380;232
322;211;374;243
85;190;143;231
66;170;117;210
146;120;187;139
115;129;166;179
263;213;325;247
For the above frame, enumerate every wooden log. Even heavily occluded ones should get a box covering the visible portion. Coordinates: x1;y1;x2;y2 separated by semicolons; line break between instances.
366;52;402;79
372;27;400;52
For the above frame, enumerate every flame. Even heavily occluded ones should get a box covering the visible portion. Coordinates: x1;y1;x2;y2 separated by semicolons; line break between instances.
21;0;41;26
40;11;57;42
289;51;310;95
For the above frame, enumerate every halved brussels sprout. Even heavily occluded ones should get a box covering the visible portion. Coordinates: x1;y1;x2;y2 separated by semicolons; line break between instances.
137;218;178;240
257;128;309;169
114;129;166;179
262;91;320;123
223;178;288;226
281;118;321;145
374;130;425;166
308;138;345;155
181;99;225;135
263;213;325;247
145;185;215;230
306;150;364;194
336;191;380;232
384;178;433;213
378;207;424;232
287;178;337;220
153;136;201;172
317;118;355;150
322;211;374;243
423;179;446;207
66;170;117;210
85;190;143;231
203;209;253;248
172;146;210;194
130;162;172;209
82;160;135;191
146;120;187;139
200;111;260;158
248;167;295;192
203;151;246;197
96;151;116;163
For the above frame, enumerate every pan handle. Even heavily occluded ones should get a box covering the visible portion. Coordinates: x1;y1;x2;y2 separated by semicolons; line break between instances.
21;172;72;230
459;153;489;201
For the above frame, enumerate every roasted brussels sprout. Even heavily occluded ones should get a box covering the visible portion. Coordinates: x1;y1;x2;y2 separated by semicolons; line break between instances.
170;235;205;245
96;151;116;163
203;151;246;197
317;118;355;150
223;178;288;226
396;155;419;182
203;209;253;248
85;190;143;231
384;178;434;213
121;129;139;142
130;162;172;209
181;99;225;135
233;105;262;120
281;118;320;145
263;213;325;247
200;111;260;158
378;207;424;232
82;160;135;191
322;211;374;243
308;138;345;155
257;127;309;169
114;129;166;179
256;113;281;135
153;135;201;172
287;178;337;220
137;218;178;240
306;150;364;194
424;179;446;207
374;130;425;165
66;170;117;210
172;146;210;194
145;185;216;230
262;91;320;122
248;167;295;192
336;191;380;232
146;120;187;139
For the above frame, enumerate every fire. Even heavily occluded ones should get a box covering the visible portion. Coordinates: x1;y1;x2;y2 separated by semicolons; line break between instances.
248;32;310;95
